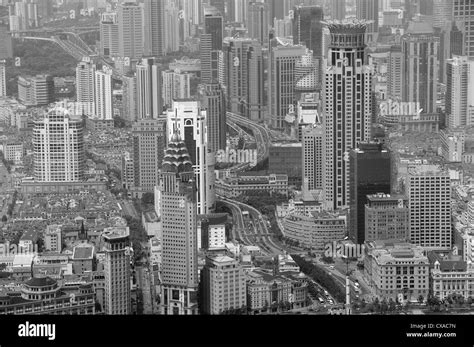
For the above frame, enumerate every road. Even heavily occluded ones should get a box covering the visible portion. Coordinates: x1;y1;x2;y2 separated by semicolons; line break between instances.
120;199;140;219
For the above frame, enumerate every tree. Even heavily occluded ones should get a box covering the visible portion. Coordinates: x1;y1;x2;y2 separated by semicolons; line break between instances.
1;215;6;222
141;192;155;205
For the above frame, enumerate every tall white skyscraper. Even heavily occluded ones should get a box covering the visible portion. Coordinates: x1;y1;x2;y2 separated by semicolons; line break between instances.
94;69;113;120
76;58;96;117
446;55;474;128
323;20;373;210
0;60;6;97
117;2;144;59
33;109;85;182
166;100;215;215
136;58;163;119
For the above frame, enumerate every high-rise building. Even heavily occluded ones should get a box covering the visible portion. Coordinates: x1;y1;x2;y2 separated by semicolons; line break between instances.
0;60;5;97
387;45;403;101
122;75;137;122
136;58;163;120
164;2;180;54
201;15;224;84
248;1;270;45
132;117;167;197
355;0;379;43
117;2;144;59
198;213;228;250
365;194;409;242
100;12;119;57
103;227;131;315
302;123;323;195
349;143;391;245
440;128;465;162
144;0;164;57
200;255;246;315
18;74;54;106
323;20;373;210
198;82;226;153
0;26;13;59
407;164;452;250
446;55;474;128
159;132;198;315
268;42;307;129
247;43;266;121
33;109;85;182
166;100;215;215
331;0;346;20
94;69;113;120
402;21;439;115
433;0;453;29
454;0;474;57
162;70;191;107
76;58;96;117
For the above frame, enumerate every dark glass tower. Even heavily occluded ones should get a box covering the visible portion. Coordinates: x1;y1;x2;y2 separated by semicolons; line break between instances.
349;143;391;245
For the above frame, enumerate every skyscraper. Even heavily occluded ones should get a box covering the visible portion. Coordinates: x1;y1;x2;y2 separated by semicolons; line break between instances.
117;2;144;59
159;132;198;315
132;117;167;197
402;21;439;114
198;82;227;153
454;0;474;57
433;0;453;29
407;164;452;250
0;60;5;97
103;227;131;315
201;15;224;84
136;58;163;120
76;58;96;117
248;1;270;45
162;70;191;107
323;20;373;210
94;69;113;120
446;55;474;128
302;123;324;195
122;75;137;122
166;100;215;215
355;0;379;43
268;42;307;129
387;45;403;101
292;6;324;63
100;12;119;57
349;143;392;245
33;109;85;182
144;0;164;57
247;43;266;122
331;0;346;20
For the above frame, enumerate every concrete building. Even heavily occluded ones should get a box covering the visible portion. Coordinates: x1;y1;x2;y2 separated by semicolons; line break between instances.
72;244;94;275
365;194;409;243
302;124;323;195
33;109;85;182
94;69;113;120
0;60;5;97
216;174;288;199
323;21;373;210
446;56;474;128
44;225;62;253
454;0;474;57
200;255;246;314
198;82;226;153
201;15;223;84
76;58;96;117
356;0;379;43
198;213;228;250
387;45;403;101
143;0;164;57
331;0;346;20
122;75;137;122
269;142;302;188
440;128;465;163
103;227;131;315
117;2;144;59
100;11;119;57
406;164;452;250
18;75;54;107
162;70;191;107
159;133;199;315
248;1;270;45
364;240;430;302
136;58;163;120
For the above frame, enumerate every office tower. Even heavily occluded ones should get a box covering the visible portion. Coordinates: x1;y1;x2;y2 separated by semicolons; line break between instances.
35;0;53;19
247;43;266;122
349;143;391;245
166;100;215;215
200;255;246;315
100;12;119;57
387;45;403;101
33;109;85;182
440;128;465;162
209;0;226;17
446;56;474;128
233;0;248;24
159;133;198;315
365;194;409;242
454;0;474;57
407;164;452;250
0;60;5;97
433;0;453;29
117;2;144;59
122;75;137;122
292;5;324;79
331;0;346;20
18;75;54;106
136;58;163;120
248;1;270;45
162;70;191;107
224;38;260;115
201;15;224;84
265;0;287;20
402;21;439;115
268;43;307;129
103;227;131;315
198;214;228;250
356;0;379;43
144;0;164;57
0;26;13;59
302;123;323;195
273;16;293;38
295;50;318;97
8;0;38;31
94;69;113;120
164;3;180;53
323;21;373;210
451;22;464;57
132;118;167;197
76;58;96;117
198;83;226;153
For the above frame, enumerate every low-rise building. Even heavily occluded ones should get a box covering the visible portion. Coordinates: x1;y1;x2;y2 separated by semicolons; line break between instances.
364;240;430;302
44;225;62;253
72;244;94;275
